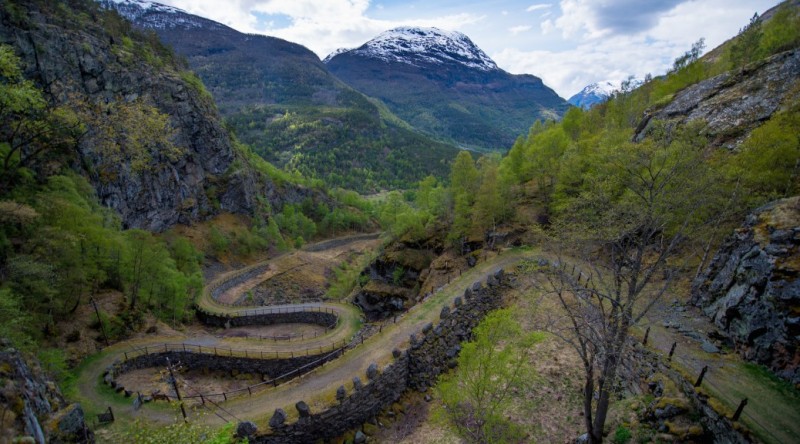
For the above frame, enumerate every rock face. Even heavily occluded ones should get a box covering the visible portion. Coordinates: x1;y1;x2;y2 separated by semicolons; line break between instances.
102;1;461;193
635;49;800;148
0;0;315;231
0;344;93;443
692;197;800;384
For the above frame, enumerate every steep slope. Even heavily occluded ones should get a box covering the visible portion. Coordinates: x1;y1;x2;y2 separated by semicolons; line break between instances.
692;197;800;385
0;0;318;231
103;0;460;192
325;27;569;151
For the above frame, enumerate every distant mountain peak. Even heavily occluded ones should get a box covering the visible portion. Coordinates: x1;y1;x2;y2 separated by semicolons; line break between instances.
102;0;227;31
568;78;642;109
329;26;499;72
322;47;350;64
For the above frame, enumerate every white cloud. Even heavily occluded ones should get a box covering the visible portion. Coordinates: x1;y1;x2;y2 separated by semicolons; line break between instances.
526;3;552;12
153;0;483;58
152;0;781;97
509;25;532;35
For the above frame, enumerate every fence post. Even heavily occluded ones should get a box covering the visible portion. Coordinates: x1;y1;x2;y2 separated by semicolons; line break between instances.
694;366;708;387
124;352;128;360
732;398;748;421
643;326;651;346
668;342;677;361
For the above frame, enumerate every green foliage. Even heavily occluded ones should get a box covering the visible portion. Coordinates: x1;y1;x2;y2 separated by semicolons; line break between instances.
73;97;181;180
123;420;244;444
437;309;542;443
180;71;213;102
0;44;79;190
227;104;458;193
728;14;763;68
723;106;800;204
326;248;380;301
274;204;317;241
391;266;405;285
613;426;632;444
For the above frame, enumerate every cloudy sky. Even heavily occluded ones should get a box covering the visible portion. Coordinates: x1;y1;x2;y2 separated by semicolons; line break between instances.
148;0;780;98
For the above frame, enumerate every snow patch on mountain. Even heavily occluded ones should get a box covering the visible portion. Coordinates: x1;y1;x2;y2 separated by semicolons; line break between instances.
568;79;642;109
102;0;225;31
329;27;499;72
323;48;350;64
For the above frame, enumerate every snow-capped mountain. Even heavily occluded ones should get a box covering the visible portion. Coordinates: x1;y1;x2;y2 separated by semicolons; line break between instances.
324;27;567;150
322;48;350;64
101;0;227;31
329;27;499;72
568;79;642;109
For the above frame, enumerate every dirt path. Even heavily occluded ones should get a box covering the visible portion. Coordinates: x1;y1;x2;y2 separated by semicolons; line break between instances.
73;245;535;439
642;301;800;444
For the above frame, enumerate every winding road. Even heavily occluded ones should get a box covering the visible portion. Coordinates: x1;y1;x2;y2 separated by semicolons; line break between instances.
72;234;534;441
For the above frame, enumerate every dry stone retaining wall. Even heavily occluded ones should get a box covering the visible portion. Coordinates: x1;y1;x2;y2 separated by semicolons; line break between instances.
196;309;337;329
253;270;507;443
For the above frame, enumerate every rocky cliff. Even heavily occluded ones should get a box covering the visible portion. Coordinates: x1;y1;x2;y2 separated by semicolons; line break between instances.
635;49;800;148
0;0;314;231
692;197;800;385
0;343;93;443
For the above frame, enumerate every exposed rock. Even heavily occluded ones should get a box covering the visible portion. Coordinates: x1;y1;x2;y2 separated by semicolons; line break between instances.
0;1;321;232
295;401;311;418
692;196;800;384
235;421;257;439
635;49;800;148
366;363;379;380
269;408;287;429
353;376;363;390
440;305;451;319
0;346;93;443
701;341;720;354
354;430;367;443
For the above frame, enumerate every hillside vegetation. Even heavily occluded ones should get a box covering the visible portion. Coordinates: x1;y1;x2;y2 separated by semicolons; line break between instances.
0;0;375;365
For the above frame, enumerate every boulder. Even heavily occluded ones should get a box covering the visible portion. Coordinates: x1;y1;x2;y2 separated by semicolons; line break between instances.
235;421;258;438
295;401;311;418
268;408;287;429
366;363;379;380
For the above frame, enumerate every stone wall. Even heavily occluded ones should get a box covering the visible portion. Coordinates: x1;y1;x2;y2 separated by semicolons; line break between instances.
209;264;271;301
630;345;751;444
103;347;344;401
253;270;507;443
196;308;338;329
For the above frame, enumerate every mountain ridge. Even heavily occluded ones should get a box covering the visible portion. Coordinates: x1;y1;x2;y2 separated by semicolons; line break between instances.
325;26;569;150
103;0;461;192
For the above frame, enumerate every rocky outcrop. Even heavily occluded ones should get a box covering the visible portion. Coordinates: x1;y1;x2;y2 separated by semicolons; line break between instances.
0;343;93;443
635;49;800;148
354;242;439;320
692;197;800;384
0;1;316;231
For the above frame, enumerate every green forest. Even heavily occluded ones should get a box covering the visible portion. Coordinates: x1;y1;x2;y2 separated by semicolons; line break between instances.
0;0;799;443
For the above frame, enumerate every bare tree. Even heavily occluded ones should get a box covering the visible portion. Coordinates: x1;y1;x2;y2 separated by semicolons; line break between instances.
535;122;723;443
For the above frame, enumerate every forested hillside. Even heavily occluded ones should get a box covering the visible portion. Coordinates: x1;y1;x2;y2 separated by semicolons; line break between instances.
104;0;461;192
0;0;374;359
